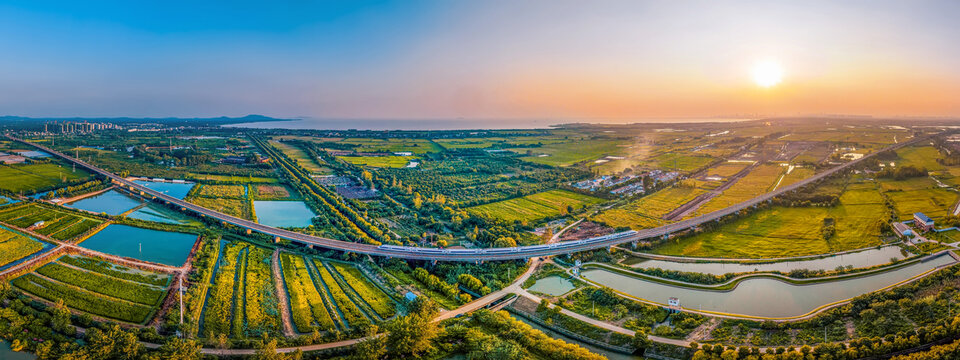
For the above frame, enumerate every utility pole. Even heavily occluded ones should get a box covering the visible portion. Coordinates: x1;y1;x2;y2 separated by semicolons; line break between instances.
179;275;184;327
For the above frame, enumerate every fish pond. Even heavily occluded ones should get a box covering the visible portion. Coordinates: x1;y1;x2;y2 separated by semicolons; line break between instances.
253;200;315;228
78;224;197;266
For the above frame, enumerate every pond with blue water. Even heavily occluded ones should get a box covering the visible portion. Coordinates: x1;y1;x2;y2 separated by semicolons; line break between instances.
132;180;195;199
79;224;197;266
254;200;315;228
67;190;141;215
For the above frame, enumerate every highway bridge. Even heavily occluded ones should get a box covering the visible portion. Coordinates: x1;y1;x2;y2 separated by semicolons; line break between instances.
7;134;928;262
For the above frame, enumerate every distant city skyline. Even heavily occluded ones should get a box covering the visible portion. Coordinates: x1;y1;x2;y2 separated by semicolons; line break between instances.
0;0;957;121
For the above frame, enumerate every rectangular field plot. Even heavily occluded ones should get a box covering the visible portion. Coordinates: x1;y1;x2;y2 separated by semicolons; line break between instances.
654;182;888;258
880;177;959;220
11;255;171;324
187;196;253;220
0;162;92;194
895;146;943;171
467;190;604;223
0;226;47;268
592;186;705;230
202;242;282;338
197;184;247;198
339;155;414;168
686;164;786;218
0;203;104;241
280;253;340;333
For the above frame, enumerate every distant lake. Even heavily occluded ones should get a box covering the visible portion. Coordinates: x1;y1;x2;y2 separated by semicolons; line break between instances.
223;117;753;131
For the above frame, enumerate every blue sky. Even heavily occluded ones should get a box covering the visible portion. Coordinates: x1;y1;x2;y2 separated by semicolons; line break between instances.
0;1;957;120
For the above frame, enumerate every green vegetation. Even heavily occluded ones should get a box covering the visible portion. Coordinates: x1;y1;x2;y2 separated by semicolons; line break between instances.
202;242;281;338
196;184;246;198
270;140;331;174
656;181;889;258
0;228;45;267
330;262;397;319
187;196;253;219
11;256;170;323
339;155;414;168
593;186;705;229
688;163;785;217
467;189;604;223
513;138;626;167
279;253;338;333
0;203;104;241
312;259;369;327
0;162;92;194
880;177;958;220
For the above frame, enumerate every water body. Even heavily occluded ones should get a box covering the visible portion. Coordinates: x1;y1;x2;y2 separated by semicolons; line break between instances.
632;246;909;275
132;180;195;199
0;341;36;360
223;117;752;131
127;203;195;225
67;190;141;215
527;276;576;296
254;201;315;228
582;254;955;318
79;224;197;266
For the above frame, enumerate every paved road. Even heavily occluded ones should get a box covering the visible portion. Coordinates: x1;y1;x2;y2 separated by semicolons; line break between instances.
7;134;928;261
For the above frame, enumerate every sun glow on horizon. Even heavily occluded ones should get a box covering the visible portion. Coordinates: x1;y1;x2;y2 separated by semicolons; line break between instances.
752;60;784;88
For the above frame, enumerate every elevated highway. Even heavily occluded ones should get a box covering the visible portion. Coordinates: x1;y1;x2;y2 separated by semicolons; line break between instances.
7;134;928;262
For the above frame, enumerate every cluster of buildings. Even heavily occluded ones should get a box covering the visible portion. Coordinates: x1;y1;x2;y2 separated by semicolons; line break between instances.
892;212;936;244
572;174;640;191
43;121;118;134
0;150;51;164
571;170;680;197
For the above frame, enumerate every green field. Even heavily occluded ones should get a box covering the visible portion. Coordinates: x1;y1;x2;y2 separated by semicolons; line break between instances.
0;162;92;194
203;242;282;338
0;227;45;267
339;138;441;154
592;186;705;229
0;203;104;241
197;184;246;198
645;152;716;172
12;256;170;324
188;197;253;220
895;146;943;171
703;162;751;178
654;182;889;258
513;139;628;167
339;155;414;168
687;164;785;217
467;189;604;223
270;141;332;174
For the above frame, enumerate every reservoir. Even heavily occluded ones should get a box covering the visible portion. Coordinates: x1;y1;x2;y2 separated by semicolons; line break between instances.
133;180;195;199
631;246;909;275
582;254;955;318
79;224;197;266
527;276;577;296
128;203;197;225
67;190;141;215
254;200;315;228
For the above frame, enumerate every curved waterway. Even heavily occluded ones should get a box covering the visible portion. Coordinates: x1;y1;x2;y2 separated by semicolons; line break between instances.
632;246;909;275
582;254;955;318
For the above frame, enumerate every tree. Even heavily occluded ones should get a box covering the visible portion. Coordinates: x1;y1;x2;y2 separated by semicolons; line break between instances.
50;298;71;332
386;311;437;357
350;336;387;360
85;325;143;360
633;329;652;352
156;338;202;360
493;237;517;248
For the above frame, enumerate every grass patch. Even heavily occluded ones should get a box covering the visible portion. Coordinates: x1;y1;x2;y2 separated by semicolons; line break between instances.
467;190;604;223
592;186;705;229
339;156;414;168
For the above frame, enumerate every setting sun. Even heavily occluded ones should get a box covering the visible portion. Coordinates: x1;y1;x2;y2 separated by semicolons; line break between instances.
753;60;784;88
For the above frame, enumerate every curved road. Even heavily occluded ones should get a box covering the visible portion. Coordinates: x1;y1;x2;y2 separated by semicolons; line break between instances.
7;134;928;262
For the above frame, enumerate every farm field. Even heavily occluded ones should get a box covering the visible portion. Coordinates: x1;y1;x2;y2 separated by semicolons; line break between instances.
685;163;785;217
270;140;332;174
0;227;46;267
197;184;246;198
467;190;605;223
895;146;943;171
338;155;413;168
0;203;104;241
310;258;370;328
643;152;716;173
513;138;628;167
703;162;751;178
878;177;958;220
187;196;253;220
279;253;339;333
771;165;815;191
340;138;441;154
254;184;296;200
202;242;282;338
654;181;889;258
592;186;706;229
11;255;170;324
0;162;92;194
186;173;280;183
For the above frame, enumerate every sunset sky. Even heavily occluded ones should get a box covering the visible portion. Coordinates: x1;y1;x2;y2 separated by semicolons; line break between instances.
0;0;957;121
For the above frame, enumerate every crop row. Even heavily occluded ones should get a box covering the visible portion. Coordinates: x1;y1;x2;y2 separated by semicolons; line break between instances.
203;242;246;337
231;248;248;338
310;259;368;328
59;255;170;286
329;262;396;319
36;262;164;306
242;247;281;337
279;253;337;333
0;230;44;267
197;184;247;198
12;273;152;323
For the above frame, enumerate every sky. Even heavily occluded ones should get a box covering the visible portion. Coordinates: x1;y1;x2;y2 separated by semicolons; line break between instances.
0;0;958;121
